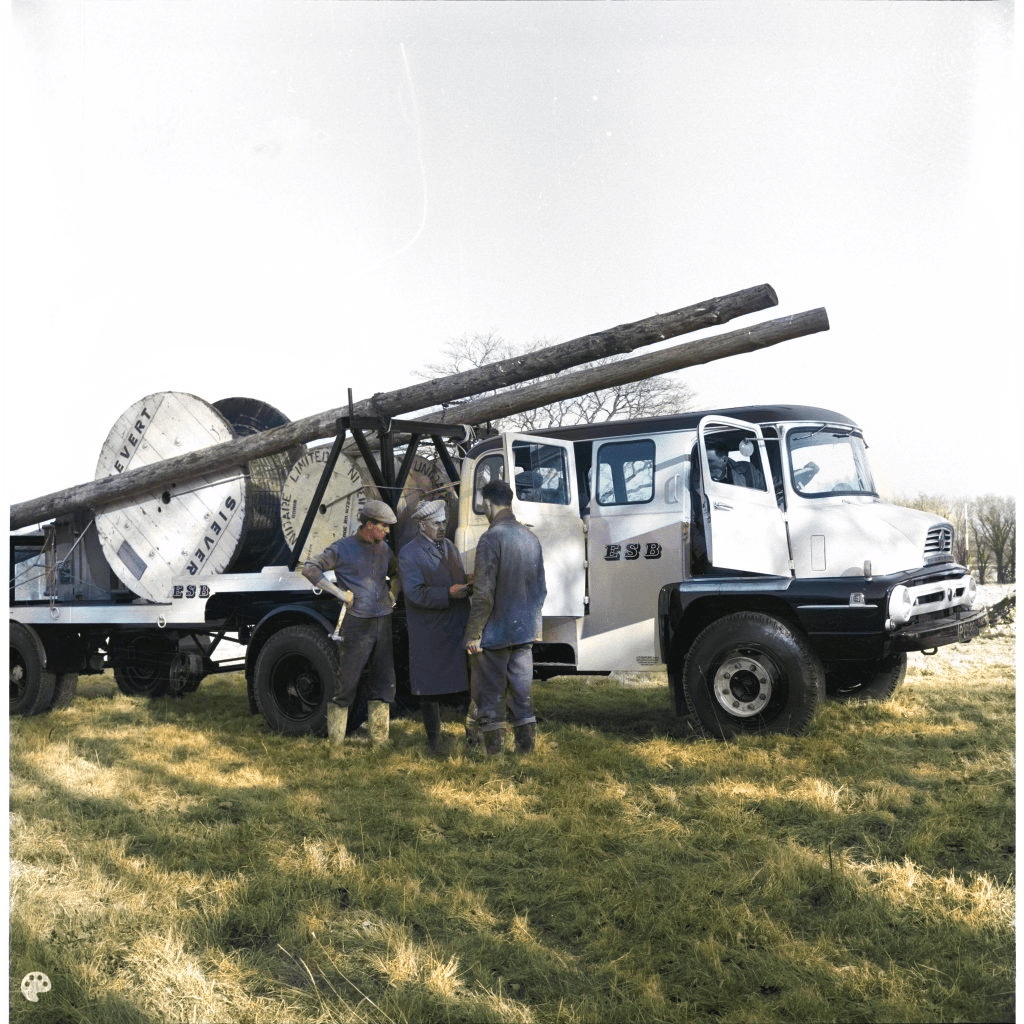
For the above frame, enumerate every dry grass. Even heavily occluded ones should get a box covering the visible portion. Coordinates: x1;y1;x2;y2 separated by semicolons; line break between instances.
8;618;1015;1023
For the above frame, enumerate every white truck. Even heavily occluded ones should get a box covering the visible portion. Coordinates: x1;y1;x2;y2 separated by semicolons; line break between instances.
9;404;986;738
453;403;986;736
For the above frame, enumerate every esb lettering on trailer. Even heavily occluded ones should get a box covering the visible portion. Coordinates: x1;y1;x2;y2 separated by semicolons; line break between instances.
173;584;211;599
603;543;663;561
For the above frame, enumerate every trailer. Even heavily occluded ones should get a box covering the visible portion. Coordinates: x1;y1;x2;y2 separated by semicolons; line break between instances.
9;410;469;734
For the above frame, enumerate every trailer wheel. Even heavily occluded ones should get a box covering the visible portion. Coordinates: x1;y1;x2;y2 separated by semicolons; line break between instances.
253;625;337;735
682;612;824;738
825;653;907;702
110;632;174;697
10;622;58;716
49;673;79;711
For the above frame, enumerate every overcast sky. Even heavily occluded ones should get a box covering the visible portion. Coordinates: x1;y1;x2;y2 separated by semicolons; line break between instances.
2;0;1016;512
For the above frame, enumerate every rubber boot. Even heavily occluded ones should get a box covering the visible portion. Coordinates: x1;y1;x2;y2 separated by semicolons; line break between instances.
422;700;443;755
513;722;536;754
465;700;482;752
367;700;390;748
483;728;504;756
327;703;348;760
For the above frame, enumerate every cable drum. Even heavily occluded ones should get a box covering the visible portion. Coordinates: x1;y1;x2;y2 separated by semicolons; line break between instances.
93;392;300;602
392;453;459;550
213;397;305;571
280;448;458;560
279;446;376;565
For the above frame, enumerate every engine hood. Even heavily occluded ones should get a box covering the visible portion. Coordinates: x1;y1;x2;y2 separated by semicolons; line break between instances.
789;498;951;578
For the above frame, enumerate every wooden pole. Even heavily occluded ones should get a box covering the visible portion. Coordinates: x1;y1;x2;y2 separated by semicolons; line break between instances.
10;285;777;529
426;308;831;426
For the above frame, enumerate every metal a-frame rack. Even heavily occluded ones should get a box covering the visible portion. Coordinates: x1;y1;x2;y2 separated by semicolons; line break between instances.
286;394;475;571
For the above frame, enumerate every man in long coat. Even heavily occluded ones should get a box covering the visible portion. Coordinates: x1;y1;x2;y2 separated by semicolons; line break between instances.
398;499;471;753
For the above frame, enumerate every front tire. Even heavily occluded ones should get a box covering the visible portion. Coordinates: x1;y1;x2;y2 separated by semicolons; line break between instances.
825;653;907;702
253;625;337;735
682;612;824;738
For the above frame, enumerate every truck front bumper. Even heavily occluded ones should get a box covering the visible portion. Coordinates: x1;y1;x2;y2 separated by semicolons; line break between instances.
888;606;988;651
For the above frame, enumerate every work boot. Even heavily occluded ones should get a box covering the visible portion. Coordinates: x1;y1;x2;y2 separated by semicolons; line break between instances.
367;700;390;748
422;701;443;755
483;728;504;756
326;703;348;760
513;722;536;754
465;701;483;752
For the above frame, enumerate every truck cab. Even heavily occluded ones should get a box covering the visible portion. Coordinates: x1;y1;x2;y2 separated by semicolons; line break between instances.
455;405;986;737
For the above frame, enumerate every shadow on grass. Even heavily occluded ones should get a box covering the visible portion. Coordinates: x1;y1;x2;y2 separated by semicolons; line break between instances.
9;668;1016;1024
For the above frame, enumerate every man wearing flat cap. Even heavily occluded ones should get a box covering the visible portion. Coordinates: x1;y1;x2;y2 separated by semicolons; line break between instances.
302;499;400;754
398;498;472;754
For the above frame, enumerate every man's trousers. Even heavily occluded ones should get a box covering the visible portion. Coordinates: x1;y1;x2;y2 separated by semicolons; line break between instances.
334;614;396;707
470;643;536;733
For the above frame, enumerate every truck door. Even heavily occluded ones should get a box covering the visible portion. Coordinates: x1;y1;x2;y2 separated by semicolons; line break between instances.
698;416;791;577
504;434;587;617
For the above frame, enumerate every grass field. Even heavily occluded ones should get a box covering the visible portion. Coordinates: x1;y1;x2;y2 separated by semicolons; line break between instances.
8;616;1015;1023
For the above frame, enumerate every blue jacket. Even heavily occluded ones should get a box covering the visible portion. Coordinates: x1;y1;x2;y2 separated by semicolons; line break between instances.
464;508;547;649
303;534;395;618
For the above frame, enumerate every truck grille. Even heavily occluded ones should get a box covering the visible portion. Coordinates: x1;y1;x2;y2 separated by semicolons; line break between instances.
924;525;954;564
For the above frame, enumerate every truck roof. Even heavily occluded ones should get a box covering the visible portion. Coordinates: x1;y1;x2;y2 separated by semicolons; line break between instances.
468;404;859;454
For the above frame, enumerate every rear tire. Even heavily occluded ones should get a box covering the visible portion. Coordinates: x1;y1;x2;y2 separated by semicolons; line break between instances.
49;673;79;711
825;653;907;702
10;622;58;716
682;612;824;738
253;625;337;735
110;632;174;697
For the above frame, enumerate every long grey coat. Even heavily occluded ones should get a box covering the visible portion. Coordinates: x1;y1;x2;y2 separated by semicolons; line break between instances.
399;534;470;696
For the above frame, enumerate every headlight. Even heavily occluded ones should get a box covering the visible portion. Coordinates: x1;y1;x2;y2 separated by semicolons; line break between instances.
888;585;914;626
966;576;978;608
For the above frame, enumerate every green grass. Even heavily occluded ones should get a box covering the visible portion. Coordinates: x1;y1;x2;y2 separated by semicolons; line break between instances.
9;627;1015;1023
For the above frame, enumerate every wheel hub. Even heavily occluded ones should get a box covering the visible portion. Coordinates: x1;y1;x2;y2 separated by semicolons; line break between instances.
713;655;774;717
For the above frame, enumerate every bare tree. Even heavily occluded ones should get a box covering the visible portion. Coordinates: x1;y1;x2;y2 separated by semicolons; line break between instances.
972;495;1016;584
419;332;696;430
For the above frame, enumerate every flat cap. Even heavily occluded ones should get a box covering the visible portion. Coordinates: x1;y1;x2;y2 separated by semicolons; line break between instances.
360;499;397;525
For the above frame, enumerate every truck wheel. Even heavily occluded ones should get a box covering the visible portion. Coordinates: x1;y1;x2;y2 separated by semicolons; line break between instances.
253;625;337;735
668;664;691;717
49;673;79;711
110;632;174;697
682;612;824;738
10;622;58;716
825;653;907;702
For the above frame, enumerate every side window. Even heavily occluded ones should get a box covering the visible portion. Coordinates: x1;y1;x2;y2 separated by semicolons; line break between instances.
511;440;570;505
472;455;505;514
596;439;656;505
705;429;768;493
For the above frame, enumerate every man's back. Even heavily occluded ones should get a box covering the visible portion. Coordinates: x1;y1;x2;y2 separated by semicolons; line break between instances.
473;509;547;648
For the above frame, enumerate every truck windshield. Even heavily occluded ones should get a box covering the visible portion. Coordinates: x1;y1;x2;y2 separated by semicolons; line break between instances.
785;427;876;497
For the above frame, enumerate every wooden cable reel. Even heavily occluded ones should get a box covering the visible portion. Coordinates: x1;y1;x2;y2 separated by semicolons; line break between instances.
93;393;300;602
213;397;305;571
280;447;458;561
279;446;376;565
